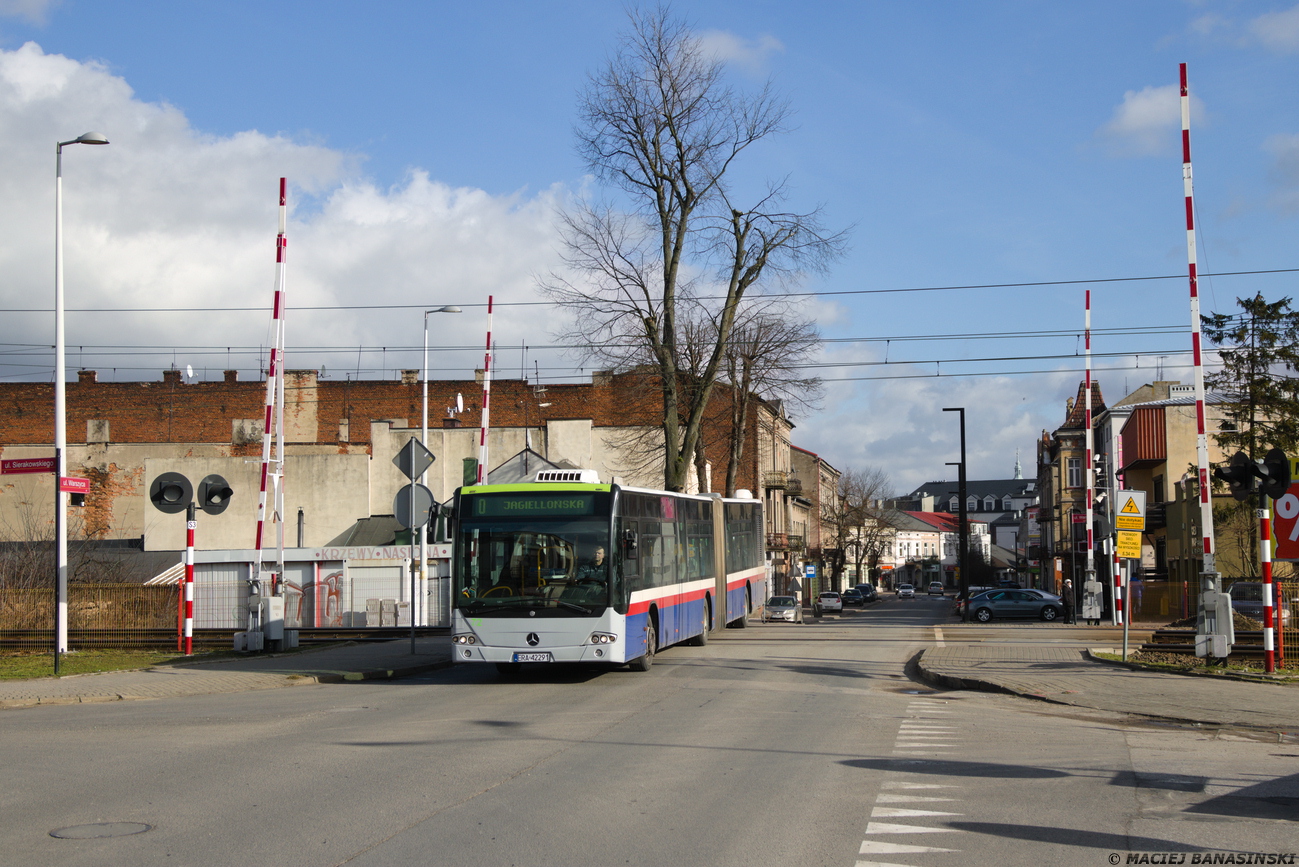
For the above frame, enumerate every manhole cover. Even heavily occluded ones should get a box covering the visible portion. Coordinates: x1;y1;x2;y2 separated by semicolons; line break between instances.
50;823;152;839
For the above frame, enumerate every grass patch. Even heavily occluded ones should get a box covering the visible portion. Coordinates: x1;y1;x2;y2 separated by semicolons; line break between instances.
0;649;233;680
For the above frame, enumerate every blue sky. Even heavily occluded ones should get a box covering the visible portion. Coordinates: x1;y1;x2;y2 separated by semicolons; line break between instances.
1;1;1298;492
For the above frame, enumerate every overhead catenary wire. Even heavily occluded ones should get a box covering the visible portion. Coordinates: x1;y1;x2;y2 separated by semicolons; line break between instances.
1;267;1296;314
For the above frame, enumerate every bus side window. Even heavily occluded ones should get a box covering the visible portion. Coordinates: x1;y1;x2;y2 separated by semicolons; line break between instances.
623;523;639;561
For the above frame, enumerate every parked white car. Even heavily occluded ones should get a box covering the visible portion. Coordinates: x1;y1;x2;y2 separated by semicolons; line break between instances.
814;591;843;615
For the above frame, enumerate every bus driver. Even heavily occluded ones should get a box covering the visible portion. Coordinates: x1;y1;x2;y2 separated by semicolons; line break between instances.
573;546;607;585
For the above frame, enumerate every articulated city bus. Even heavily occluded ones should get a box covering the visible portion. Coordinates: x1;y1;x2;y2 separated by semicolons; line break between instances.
449;470;765;674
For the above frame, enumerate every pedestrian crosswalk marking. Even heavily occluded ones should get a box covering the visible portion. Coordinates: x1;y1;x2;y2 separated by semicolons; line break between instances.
877;794;958;803
859;840;960;855
881;782;960;789
872;807;962;818
864;821;960;834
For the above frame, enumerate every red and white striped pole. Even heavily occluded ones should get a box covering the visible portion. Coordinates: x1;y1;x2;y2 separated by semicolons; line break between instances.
1085;291;1102;622
476;295;493;484
254;179;288;592
1181;64;1217;579
1260;496;1275;672
184;503;196;655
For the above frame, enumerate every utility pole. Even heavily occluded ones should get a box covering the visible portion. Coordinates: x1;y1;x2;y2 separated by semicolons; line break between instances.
944;407;969;619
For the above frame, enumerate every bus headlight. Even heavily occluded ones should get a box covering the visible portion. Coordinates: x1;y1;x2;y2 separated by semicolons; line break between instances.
452;634;477;645
588;632;616;645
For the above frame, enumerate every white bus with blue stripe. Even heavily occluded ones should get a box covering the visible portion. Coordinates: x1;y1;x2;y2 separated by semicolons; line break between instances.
450;471;765;674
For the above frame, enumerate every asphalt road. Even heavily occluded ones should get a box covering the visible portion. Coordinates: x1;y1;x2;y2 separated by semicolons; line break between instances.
4;594;1296;867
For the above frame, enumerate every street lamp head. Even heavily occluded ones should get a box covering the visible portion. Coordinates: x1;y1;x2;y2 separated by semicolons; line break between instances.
60;132;110;149
427;305;462;314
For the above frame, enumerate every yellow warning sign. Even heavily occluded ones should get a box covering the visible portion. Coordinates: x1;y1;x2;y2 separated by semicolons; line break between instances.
1116;531;1142;559
1114;489;1146;531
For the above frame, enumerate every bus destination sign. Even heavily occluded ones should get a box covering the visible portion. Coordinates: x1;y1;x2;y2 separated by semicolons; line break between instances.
472;493;597;518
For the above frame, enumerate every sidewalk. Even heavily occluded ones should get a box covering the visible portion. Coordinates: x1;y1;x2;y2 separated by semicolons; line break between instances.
0;637;454;710
918;644;1299;731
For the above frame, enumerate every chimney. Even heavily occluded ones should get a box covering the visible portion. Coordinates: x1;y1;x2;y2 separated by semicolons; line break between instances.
163;369;181;384
224;370;239;383
401;369;419;385
77;370;97;384
443;418;462;428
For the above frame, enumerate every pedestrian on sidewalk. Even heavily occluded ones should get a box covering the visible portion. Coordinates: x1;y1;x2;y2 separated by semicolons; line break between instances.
1062;578;1075;624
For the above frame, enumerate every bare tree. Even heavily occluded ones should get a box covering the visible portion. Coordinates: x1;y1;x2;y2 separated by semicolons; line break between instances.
722;301;823;495
543;6;845;491
822;467;893;587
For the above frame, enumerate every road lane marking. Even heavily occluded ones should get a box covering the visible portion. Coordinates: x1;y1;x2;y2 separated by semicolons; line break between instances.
934;627;945;646
872;807;963;818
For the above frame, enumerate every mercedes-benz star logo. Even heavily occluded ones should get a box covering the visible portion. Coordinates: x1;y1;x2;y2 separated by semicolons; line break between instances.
526;633;540;646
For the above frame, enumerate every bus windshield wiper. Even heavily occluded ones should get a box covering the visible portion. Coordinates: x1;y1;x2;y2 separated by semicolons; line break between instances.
460;599;593;615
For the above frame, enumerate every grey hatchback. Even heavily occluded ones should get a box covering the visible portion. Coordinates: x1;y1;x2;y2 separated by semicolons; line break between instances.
968;588;1063;623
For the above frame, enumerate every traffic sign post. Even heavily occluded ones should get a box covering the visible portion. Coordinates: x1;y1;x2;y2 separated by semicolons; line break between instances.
394;437;436;653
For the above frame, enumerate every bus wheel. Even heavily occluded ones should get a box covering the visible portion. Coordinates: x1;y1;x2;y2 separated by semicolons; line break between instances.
629;622;656;672
690;601;711;646
495;662;522;676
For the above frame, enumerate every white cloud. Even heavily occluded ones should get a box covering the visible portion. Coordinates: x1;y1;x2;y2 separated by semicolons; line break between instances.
695;30;784;75
0;0;58;25
1264;132;1299;212
1249;4;1299;53
0;42;571;383
1097;84;1204;157
789;340;1070;492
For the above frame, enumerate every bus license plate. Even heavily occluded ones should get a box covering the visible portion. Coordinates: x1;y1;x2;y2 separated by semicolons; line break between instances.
513;652;552;663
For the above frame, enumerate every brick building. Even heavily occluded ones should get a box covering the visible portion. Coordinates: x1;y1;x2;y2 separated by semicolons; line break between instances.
1;368;807;565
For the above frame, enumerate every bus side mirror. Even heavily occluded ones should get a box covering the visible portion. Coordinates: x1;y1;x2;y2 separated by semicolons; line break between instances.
623;528;638;558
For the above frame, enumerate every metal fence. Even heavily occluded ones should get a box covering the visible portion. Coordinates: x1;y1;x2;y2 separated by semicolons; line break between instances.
1131;577;1297;664
0;584;178;651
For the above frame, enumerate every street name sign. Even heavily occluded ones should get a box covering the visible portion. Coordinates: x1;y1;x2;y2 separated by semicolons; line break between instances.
1115;489;1147;531
60;477;90;494
2;457;56;474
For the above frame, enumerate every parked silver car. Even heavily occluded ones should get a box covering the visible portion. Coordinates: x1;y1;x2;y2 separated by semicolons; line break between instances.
968;588;1063;623
762;596;804;623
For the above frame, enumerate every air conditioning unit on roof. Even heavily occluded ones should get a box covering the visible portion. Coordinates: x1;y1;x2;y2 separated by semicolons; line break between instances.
534;469;601;484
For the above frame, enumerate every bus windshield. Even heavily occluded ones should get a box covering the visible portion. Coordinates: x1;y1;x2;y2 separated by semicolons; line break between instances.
455;518;612;617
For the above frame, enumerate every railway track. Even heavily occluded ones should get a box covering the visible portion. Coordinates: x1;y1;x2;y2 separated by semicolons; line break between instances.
0;626;449;652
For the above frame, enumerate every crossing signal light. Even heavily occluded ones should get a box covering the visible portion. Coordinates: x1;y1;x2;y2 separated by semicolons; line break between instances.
149;472;192;513
198;474;234;515
1212;449;1291;502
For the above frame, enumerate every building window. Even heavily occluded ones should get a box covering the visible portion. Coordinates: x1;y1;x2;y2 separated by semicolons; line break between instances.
1002;496;1013;510
1154;474;1166;504
1067;458;1082;488
967;495;978;511
949;496;959;512
983;495;996;511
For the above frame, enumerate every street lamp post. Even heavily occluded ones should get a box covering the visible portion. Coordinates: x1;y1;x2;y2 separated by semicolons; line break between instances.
54;132;109;675
420;306;462;627
943;407;969;620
